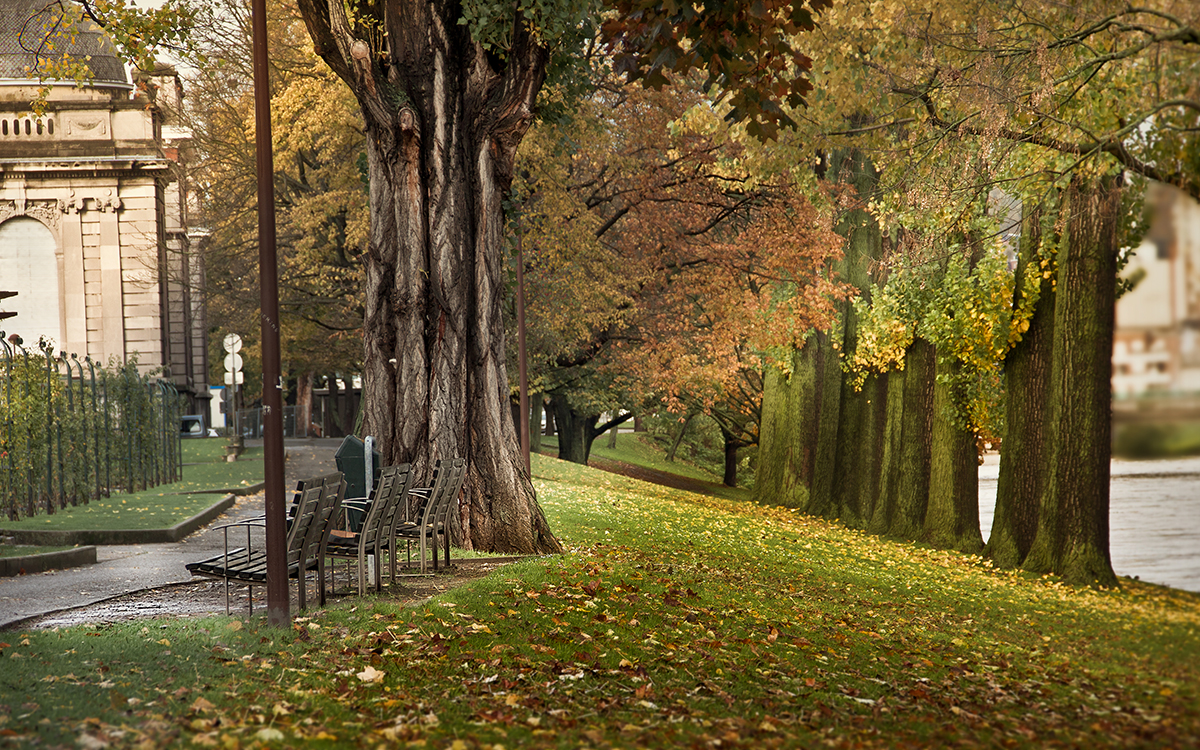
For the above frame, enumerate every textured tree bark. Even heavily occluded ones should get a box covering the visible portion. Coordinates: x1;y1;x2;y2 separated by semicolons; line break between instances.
719;426;742;487
753;351;813;510
754;144;884;520
834;372;887;528
1023;178;1119;586
548;393;598;465
870;339;935;539
297;1;560;553
869;368;907;535
923;355;983;553
806;330;841;518
529;394;543;454
988;208;1055;568
827;146;885;528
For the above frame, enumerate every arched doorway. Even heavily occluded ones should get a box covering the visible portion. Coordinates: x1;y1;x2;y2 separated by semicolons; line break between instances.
0;217;61;348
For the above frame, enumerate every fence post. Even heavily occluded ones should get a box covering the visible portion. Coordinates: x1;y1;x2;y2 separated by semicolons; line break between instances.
1;332;11;521
55;352;67;509
86;358;101;501
42;343;54;514
70;356;87;503
163;380;181;482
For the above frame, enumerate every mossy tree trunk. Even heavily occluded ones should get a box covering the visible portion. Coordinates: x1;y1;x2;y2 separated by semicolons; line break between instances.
988;208;1056;568
753;144;884;522
870;338;936;539
826;147;885;528
923;355;983;553
1022;178;1120;587
754;350;813;510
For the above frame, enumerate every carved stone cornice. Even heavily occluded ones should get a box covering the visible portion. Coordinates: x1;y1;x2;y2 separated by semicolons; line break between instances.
0;197;62;235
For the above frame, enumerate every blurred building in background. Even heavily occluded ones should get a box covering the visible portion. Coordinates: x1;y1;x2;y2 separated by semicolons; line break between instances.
0;1;208;412
1113;184;1200;398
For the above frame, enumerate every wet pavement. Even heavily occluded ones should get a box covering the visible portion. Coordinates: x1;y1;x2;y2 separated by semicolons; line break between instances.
0;439;344;629
979;455;1200;593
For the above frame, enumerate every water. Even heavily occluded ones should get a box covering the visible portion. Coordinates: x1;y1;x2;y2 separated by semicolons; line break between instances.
978;456;1200;592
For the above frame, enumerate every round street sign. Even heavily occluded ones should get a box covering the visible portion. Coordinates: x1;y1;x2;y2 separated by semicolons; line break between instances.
224;352;243;372
222;333;243;353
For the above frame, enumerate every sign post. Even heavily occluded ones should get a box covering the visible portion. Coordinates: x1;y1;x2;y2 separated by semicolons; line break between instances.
222;334;244;461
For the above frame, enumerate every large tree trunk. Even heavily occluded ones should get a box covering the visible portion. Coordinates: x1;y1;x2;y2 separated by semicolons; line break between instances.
870;338;935;540
989;207;1056;568
548;392;598;464
827;146;885;528
297;1;561;553
754;351;813;510
806;330;842;519
296;371;314;438
719;427;741;487
1022;178;1119;587
923;356;983;553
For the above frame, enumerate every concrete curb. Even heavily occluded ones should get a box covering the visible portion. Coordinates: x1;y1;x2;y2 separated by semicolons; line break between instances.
0;493;237;546
0;546;98;577
175;481;266;496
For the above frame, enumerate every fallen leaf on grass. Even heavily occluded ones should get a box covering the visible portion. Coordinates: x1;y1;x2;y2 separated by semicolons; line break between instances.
355;666;385;683
190;697;216;713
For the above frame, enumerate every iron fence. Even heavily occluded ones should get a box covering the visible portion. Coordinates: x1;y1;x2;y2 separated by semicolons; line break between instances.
0;333;182;521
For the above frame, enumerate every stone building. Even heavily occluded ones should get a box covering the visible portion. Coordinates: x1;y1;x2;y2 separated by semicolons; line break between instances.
0;0;207;411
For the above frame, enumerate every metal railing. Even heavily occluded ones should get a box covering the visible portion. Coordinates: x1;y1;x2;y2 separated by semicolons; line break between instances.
236;406;300;439
0;333;182;521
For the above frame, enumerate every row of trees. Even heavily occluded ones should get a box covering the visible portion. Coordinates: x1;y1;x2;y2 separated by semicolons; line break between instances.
57;0;1195;580
749;0;1196;586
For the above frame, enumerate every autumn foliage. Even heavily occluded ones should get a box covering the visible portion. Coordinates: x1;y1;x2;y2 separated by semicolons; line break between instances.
512;77;847;464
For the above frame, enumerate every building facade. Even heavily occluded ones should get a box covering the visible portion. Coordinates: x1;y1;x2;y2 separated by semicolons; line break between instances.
0;0;207;411
1113;184;1200;398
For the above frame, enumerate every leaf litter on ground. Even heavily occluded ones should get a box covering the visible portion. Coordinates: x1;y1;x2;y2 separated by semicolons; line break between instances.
1;453;1197;748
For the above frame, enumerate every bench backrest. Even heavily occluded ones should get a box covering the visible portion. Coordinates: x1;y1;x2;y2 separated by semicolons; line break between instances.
416;457;466;535
359;464;414;549
285;479;327;568
299;472;345;569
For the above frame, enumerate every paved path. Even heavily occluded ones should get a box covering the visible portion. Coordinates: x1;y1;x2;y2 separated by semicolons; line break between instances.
0;439;342;628
979;455;1200;593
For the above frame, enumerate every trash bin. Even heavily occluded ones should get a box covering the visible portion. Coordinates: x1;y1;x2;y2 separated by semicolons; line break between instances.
335;435;381;531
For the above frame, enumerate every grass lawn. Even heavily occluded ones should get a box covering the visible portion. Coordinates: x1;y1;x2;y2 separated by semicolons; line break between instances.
550;431;751;502
0;439;263;532
2;453;1197;747
0;545;73;558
